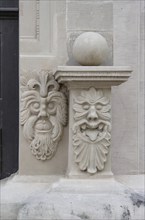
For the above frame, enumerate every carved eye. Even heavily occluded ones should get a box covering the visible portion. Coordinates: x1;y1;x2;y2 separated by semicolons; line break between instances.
30;102;40;113
48;102;55;109
33;103;40;109
83;103;90;110
96;104;102;110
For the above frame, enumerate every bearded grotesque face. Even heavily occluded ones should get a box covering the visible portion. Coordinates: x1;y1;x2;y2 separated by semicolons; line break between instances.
20;71;67;160
73;87;111;174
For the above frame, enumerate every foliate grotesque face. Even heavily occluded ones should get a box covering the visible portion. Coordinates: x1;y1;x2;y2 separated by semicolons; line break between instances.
73;87;111;174
20;70;67;160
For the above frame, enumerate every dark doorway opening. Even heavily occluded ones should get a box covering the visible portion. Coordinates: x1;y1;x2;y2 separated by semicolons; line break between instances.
0;0;19;179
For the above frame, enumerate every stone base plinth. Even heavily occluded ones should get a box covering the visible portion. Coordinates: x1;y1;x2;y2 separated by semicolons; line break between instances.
17;177;145;220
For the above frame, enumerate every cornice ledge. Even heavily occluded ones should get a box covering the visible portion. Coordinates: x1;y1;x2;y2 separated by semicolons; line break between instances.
54;66;132;88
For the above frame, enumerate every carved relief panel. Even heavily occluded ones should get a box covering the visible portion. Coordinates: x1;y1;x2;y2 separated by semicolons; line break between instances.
20;70;67;160
73;87;111;174
20;0;55;56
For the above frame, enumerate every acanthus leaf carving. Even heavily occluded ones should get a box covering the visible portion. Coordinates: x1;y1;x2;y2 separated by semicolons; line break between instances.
73;87;111;174
20;70;67;161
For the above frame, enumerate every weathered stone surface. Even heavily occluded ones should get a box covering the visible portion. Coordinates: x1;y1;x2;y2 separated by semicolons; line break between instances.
1;175;144;220
0;175;60;220
17;178;145;220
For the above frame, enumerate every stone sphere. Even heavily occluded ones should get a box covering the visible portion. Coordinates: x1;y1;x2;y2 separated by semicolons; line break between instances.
72;32;109;66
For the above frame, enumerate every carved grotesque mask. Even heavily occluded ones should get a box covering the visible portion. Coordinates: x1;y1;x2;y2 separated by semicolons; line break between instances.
20;71;67;160
73;87;111;174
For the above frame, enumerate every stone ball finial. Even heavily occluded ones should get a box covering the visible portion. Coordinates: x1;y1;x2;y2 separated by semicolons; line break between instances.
72;32;109;66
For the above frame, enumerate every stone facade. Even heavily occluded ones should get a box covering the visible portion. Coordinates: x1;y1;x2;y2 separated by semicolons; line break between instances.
1;1;144;220
19;0;145;175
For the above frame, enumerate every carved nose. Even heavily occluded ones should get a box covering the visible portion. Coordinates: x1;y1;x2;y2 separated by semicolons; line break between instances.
39;107;47;117
87;106;98;121
38;98;47;118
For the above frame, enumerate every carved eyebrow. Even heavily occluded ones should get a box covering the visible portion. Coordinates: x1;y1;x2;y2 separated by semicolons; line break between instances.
75;97;109;105
22;98;40;109
97;97;110;105
21;91;40;106
46;91;65;102
47;96;61;104
75;100;90;105
95;101;108;106
22;92;40;101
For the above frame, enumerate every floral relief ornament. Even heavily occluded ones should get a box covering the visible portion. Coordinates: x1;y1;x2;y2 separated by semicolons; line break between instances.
73;87;111;174
20;70;67;160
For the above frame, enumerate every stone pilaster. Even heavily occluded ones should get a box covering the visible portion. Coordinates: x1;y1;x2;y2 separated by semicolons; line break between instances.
54;66;132;177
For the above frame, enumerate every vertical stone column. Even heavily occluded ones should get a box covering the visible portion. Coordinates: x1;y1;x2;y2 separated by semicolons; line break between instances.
55;66;132;177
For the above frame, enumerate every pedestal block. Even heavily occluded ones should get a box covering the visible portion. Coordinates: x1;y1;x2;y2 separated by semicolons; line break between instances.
55;66;131;177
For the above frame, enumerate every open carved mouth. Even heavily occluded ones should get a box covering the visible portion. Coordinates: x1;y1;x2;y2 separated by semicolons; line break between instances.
35;119;52;133
80;121;107;142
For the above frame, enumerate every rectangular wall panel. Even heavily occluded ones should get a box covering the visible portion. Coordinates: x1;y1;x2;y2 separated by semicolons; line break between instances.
20;0;55;56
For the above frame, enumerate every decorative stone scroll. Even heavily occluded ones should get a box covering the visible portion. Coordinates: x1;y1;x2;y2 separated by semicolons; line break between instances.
73;87;111;174
20;70;67;160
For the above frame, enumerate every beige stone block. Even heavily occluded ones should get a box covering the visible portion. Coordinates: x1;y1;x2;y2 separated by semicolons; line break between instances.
67;0;113;31
112;0;145;174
